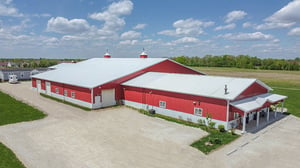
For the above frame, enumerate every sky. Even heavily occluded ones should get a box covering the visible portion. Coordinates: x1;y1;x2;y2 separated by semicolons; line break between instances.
0;0;300;59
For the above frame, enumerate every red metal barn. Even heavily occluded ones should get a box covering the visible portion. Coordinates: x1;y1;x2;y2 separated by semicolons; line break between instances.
122;72;287;131
31;54;287;132
31;57;203;109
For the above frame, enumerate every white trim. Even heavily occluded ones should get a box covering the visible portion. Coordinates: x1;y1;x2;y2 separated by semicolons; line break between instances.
159;101;166;108
194;107;203;116
51;92;92;108
123;100;230;130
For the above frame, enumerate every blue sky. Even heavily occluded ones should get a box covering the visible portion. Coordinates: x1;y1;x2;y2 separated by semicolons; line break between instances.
0;0;300;59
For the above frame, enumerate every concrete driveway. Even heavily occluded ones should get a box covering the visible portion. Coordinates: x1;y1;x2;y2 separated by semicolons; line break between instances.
1;81;300;168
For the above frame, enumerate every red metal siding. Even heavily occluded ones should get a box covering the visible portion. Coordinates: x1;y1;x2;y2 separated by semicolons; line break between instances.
124;86;227;121
41;80;46;90
146;60;204;75
235;82;268;101
32;78;36;88
50;81;92;103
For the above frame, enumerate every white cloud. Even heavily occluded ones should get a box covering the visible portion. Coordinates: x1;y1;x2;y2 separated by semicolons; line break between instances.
173;37;199;44
214;23;236;31
158;18;214;37
255;22;295;30
250;0;300;30
119;39;138;45
133;23;146;30
218;32;275;41
225;10;247;23
0;0;23;17
266;0;300;23
288;27;300;35
120;30;141;39
89;0;133;31
46;17;90;34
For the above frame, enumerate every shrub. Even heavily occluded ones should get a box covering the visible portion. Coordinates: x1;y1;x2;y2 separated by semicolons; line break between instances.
218;124;225;132
197;119;205;126
208;122;216;129
214;138;222;144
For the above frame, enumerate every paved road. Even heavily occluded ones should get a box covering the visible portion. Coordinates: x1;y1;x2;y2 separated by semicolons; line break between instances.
0;81;300;168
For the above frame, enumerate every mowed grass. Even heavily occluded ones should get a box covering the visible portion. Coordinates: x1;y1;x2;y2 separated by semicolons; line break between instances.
0;142;25;168
0;91;46;126
0;90;46;167
193;67;300;117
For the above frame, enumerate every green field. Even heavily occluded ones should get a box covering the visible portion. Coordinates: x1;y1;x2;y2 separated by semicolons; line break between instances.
0;91;46;126
0;143;25;168
0;91;46;167
193;67;300;117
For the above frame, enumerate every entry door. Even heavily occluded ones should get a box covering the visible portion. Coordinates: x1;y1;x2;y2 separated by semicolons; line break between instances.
101;89;116;107
37;80;41;92
45;82;51;95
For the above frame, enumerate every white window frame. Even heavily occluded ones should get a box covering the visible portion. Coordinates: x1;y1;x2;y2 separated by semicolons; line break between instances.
55;88;59;94
194;108;203;116
71;91;75;98
64;90;68;96
159;101;166;108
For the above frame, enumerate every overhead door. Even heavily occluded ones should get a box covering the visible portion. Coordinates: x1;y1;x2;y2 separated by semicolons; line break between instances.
101;89;116;107
37;80;41;92
45;82;51;95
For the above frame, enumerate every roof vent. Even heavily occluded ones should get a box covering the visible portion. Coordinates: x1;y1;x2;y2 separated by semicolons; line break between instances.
104;49;111;58
140;48;148;58
224;84;229;95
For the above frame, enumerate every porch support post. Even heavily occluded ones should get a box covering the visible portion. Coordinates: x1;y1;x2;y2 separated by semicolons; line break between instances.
275;104;277;118
267;107;270;122
281;101;284;113
242;112;246;133
256;111;260;128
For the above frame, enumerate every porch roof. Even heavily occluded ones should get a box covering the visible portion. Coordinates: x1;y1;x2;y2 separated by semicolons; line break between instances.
230;93;287;113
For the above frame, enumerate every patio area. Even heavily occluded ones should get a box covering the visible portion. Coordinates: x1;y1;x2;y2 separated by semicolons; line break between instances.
235;110;289;134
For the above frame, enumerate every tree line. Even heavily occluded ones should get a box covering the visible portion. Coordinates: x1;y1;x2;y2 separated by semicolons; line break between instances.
0;58;84;68
172;55;300;71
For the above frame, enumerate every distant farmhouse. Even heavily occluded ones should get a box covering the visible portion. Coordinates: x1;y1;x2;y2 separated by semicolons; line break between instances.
31;51;287;133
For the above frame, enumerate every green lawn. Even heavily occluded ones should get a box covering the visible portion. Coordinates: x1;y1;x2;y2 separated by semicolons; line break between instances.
191;129;239;154
0;91;46;126
0;90;46;168
0;143;25;168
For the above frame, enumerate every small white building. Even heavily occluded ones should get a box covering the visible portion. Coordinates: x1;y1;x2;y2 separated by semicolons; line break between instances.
8;74;18;84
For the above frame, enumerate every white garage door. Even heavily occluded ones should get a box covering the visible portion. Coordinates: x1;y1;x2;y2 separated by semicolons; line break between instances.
45;82;51;95
37;80;41;92
101;89;116;107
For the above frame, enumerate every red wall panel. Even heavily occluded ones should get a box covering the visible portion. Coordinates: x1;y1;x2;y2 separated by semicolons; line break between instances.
50;81;92;103
146;60;204;75
124;86;227;121
32;78;36;87
235;82;268;101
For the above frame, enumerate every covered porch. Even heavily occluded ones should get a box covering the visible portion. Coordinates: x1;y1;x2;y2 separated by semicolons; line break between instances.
230;93;287;133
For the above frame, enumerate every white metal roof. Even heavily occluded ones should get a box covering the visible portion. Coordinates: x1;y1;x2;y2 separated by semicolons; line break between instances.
48;63;75;69
33;58;168;88
122;72;272;100
230;93;287;112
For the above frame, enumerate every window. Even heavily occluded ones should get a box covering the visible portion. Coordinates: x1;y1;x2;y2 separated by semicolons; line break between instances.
159;101;166;108
55;88;59;94
64;90;68;96
71;92;75;98
194;108;203;116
